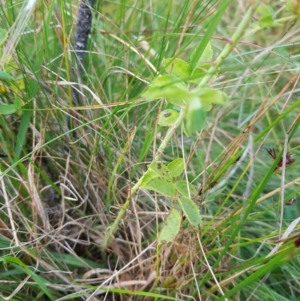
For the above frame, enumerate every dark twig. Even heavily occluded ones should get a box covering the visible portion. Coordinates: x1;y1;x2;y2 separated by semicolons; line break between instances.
266;147;295;170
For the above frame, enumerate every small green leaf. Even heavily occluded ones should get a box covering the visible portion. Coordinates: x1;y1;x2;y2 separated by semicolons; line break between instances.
190;64;219;84
158;209;181;245
258;16;282;28
0;104;18;115
199;42;213;64
163;58;191;79
14;97;23;116
195;86;229;110
142;177;176;197
190;41;213;67
177;197;201;227
201;101;213;111
158;109;179;127
175;180;198;198
167;158;184;177
148;162;171;180
190;64;209;82
0;28;8;46
167;98;186;106
185;97;206;135
256;5;282;28
257;4;275;18
140;170;159;187
14;97;23;110
142;74;189;101
191;67;206;81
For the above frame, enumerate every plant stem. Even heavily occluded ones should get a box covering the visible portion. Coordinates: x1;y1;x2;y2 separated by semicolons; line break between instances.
102;109;188;248
102;2;259;249
103;177;143;248
154;108;187;161
198;2;259;88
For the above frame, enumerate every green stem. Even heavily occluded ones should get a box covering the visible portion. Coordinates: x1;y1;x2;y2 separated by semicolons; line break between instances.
276;15;298;23
198;3;259;88
102;2;259;249
103;177;143;248
154;108;187;161
102;109;187;249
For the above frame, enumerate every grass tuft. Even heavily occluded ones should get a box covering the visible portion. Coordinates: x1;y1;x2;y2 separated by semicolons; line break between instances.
0;0;300;300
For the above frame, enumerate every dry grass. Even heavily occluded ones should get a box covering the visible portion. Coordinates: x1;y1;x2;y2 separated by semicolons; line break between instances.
1;0;300;300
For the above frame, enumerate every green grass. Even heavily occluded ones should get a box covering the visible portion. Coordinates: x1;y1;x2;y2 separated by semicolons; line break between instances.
1;0;300;300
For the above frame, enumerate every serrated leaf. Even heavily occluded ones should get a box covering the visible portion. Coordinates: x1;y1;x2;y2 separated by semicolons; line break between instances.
190;42;213;67
258;16;281;28
0;104;18;115
201;101;213;111
257;4;275;18
175;180;197;198
163;58;191;79
199;42;213;64
148;162;171;180
167;98;186;106
190;66;208;82
195;87;228;110
158;109;179;127
140;170;160;187
190;64;218;84
0;28;8;46
142;74;189;101
256;5;282;28
142;177;176;197
185;97;206;135
167;158;184;177
177;197;201;227
158;209;181;245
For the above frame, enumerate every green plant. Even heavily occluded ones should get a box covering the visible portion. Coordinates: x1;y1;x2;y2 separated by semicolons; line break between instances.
103;3;258;249
1;0;300;300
